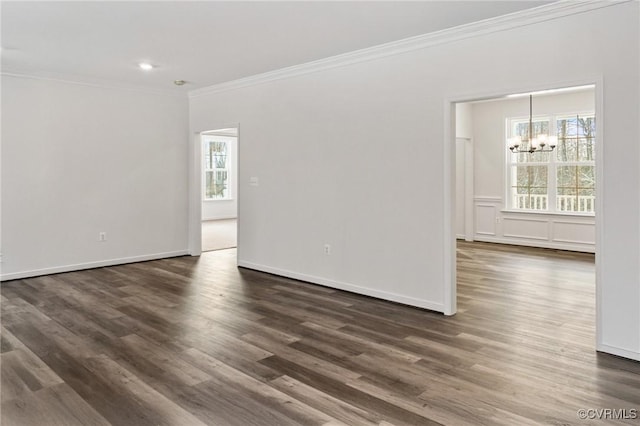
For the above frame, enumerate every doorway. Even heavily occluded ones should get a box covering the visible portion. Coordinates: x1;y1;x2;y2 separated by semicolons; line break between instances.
448;83;600;343
200;128;238;252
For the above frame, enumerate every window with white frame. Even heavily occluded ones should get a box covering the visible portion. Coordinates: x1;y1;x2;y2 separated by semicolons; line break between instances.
203;137;233;200
507;113;595;214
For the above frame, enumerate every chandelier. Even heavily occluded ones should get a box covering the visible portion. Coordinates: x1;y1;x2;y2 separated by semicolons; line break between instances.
508;95;557;153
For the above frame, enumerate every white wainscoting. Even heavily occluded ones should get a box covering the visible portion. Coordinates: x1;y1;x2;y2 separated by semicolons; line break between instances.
502;217;548;241
552;220;596;245
475;203;497;236
472;197;595;253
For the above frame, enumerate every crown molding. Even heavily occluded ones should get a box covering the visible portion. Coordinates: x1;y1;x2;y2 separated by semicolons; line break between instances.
189;0;627;99
1;71;189;99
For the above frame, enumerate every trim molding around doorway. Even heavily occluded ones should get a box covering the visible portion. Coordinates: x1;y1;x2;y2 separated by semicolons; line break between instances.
443;77;604;344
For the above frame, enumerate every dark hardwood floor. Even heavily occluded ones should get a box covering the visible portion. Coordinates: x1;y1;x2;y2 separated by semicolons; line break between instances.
2;242;639;425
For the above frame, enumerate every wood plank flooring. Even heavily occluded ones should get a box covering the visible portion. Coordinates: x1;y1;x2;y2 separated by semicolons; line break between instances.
2;242;639;425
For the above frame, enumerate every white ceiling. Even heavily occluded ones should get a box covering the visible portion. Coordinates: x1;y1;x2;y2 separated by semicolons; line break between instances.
1;1;553;93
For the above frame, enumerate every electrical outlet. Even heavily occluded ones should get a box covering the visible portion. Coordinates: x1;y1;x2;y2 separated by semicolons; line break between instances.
324;244;331;255
99;232;107;242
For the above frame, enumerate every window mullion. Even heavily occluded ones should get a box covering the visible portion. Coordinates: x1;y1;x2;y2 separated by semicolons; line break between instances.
548;116;557;212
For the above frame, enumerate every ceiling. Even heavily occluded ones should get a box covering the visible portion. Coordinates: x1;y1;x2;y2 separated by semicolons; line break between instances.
1;1;553;93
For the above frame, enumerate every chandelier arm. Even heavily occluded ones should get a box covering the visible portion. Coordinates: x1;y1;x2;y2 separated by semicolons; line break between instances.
508;93;555;154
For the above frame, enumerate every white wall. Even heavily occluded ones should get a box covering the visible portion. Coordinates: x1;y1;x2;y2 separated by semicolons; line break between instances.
202;134;238;221
455;102;473;139
466;90;596;252
189;2;639;360
1;76;189;279
455;103;473;239
455;138;466;239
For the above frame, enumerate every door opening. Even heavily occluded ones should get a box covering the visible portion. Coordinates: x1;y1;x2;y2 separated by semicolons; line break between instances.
449;83;600;348
200;128;238;252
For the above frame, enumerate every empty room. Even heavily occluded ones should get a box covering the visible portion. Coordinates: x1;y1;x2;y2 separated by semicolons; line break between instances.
2;1;639;425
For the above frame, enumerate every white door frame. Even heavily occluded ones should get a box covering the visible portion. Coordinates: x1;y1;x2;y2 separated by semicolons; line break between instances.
188;123;240;258
443;78;603;350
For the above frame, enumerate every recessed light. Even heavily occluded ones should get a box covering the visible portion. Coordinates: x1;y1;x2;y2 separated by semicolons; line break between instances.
174;80;186;86
138;62;154;71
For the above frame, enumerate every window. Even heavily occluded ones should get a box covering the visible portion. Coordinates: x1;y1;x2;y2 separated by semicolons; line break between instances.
507;113;595;214
555;115;596;213
203;137;233;200
509;118;550;210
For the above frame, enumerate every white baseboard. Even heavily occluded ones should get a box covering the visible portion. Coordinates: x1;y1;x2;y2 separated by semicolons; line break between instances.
597;343;640;362
0;250;189;281
237;260;444;313
202;216;237;221
474;235;595;253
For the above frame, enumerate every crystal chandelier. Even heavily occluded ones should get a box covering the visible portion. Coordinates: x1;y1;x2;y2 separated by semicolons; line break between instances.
508;95;557;153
